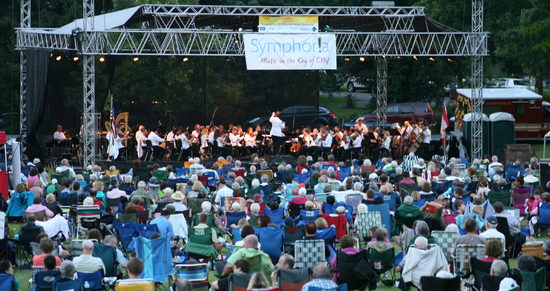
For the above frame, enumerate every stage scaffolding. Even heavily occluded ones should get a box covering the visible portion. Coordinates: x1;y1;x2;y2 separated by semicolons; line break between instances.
16;3;488;167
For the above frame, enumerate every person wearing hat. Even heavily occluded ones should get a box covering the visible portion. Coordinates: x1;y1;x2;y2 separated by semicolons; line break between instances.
202;162;219;180
480;216;506;246
284;216;296;229
172;191;187;211
498;277;519;291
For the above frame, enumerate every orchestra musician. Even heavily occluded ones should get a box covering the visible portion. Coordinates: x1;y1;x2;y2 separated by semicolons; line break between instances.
334;128;350;160
372;130;391;161
106;123;128;161
300;127;317;156
354;118;368;133
200;127;210;157
314;127;333;160
229;127;242;157
366;126;379;158
244;127;257;156
53;125;68;146
148;127;166;161
135;125;148;160
191;124;201;138
176;128;199;158
215;125;230;155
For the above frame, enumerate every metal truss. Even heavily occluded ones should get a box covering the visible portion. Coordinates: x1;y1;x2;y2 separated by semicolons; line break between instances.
16;30;488;57
381;16;415;31
19;0;31;161
82;0;96;168
143;5;424;17
376;56;388;128
470;0;484;160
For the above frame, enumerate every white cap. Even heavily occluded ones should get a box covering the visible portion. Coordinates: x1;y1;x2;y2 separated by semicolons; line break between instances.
498;278;519;291
369;173;378;180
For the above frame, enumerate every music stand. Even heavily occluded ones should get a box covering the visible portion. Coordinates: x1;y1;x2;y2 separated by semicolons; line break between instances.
386;128;401;136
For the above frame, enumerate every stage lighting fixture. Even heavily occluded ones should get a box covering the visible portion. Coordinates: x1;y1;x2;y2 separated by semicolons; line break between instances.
448;58;453;62
183;57;189;62
344;57;350;61
359;57;365;62
50;52;53;57
226;57;232;62
73;56;79;61
99;56;105;62
55;55;62;61
413;55;418;60
133;56;139;62
429;57;435;61
382;55;386;59
238;27;243;32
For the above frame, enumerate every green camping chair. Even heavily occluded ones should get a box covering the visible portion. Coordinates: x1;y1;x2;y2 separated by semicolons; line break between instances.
188;199;209;216
400;183;417;200
118;213;139;224
488;191;512;207
511;267;545;291
93;243;119;277
182;227;218;261
152;171;169;181
51;170;70;182
367;247;396;287
193;213;222;236
247;187;261;200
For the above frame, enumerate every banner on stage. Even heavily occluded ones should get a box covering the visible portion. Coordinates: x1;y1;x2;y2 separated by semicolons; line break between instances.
243;33;337;70
258;16;319;33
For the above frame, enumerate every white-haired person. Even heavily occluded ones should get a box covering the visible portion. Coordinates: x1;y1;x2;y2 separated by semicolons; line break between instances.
73;240;106;274
198;201;224;232
250;179;265;197
288;187;308;207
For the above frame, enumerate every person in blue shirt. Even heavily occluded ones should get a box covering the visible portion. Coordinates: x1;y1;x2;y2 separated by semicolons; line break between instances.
150;209;175;238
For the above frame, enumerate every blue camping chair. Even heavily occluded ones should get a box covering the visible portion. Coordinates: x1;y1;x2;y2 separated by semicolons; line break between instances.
323;202;334;215
35;270;62;291
382;193;398;212
134;234;175;285
316;227;337;247
114;222;137;251
413;199;426;208
133;224;160;238
330;202;353;221
257;226;284;262
293;173;308;184
225;211;246;228
536;201;550;230
506;164;521;180
175;167;187;177
230;227;258;244
75;180;87;190
338;167;351;181
77;271;103;291
275;171;289;182
0;273;16;291
283;225;305;252
203;171;217;188
53;278;83;291
265;208;284;220
260;184;274;196
422;193;436;202
299;209;319;221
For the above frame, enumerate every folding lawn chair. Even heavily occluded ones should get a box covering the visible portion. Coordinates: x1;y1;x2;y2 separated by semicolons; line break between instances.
133;234;175;290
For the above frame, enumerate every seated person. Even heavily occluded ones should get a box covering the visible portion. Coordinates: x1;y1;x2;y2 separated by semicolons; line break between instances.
127;258;144;279
212;259;252;291
246;272;271;290
73;240;106;274
234;225;261;248
194;213;226;252
270;254;294;287
33;237;62;267
407;221;437;250
293;222;330;258
480;240;504;263
451;218;487;256
396;236;429;272
366;228;393;254
246;194;265;214
288;188;308;206
490;259;508;277
56;261;83;290
45;194;62;217
26;197;54;219
330;235;361;283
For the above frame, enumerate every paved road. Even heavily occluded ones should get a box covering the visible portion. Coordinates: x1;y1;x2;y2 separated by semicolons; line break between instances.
320;91;375;107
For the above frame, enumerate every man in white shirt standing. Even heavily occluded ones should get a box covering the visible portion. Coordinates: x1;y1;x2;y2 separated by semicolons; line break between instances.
148;128;166;161
135;125;147;159
269;111;285;155
417;122;431;160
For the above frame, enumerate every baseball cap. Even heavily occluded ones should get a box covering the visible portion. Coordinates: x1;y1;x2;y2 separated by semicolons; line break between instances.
150;177;158;184
437;194;449;201
498;278;519;291
253;194;262;201
33;158;41;165
299;183;305;189
486;215;498;225
369;173;378;180
284;217;294;227
27;162;35;167
205;163;212;169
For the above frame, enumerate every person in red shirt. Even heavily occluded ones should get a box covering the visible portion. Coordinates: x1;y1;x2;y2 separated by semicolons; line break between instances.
89;188;105;210
248;194;265;214
33;237;62;267
131;195;145;211
288;188;308;207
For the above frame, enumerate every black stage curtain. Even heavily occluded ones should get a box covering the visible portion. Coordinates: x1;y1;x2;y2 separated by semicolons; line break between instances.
25;49;50;160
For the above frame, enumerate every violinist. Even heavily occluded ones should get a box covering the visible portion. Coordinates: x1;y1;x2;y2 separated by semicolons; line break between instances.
350;129;363;149
354;118;368;133
314;127;333;161
106;123;128;161
191;124;201;138
200;127;210;157
301;128;317;156
176;129;198;158
229;127;242;157
335;129;350;160
372;130;391;161
244;127;257;155
417;122;432;159
215;126;230;155
136;125;147;160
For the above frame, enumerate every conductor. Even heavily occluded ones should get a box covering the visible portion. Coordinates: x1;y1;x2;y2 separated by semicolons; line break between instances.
269;111;285;155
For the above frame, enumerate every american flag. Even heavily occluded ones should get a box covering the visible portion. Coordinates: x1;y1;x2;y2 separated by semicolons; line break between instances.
440;100;449;150
109;91;116;145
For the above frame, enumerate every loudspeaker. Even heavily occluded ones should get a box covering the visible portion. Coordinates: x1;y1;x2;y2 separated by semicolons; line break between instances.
540;159;550;189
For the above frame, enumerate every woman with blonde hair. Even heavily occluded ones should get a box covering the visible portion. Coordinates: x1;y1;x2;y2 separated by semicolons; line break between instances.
315;217;328;229
246;272;270;290
188;181;205;199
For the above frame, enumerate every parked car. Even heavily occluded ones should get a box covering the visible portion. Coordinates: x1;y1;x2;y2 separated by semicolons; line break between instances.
360;103;434;124
246;105;338;130
346;77;375;93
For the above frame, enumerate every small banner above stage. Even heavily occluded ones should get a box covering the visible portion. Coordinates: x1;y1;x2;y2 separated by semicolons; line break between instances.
243;34;337;70
258;16;319;33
